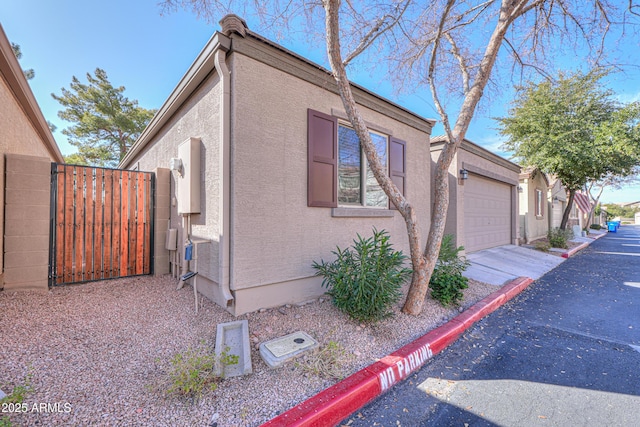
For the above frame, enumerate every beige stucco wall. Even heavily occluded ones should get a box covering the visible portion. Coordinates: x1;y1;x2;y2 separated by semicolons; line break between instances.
0;75;58;289
549;179;567;230
519;172;549;243
3;154;52;290
431;141;520;253
126;74;223;305
229;53;432;314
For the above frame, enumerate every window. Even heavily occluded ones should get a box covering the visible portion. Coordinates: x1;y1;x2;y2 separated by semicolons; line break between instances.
535;188;544;217
338;124;388;208
307;109;405;209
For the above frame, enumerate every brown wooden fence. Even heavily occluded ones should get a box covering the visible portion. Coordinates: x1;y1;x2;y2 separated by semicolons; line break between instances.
49;164;154;286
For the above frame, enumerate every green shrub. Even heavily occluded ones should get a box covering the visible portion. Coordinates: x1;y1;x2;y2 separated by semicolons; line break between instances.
589;224;602;230
312;228;412;323
534;240;551;252
547;227;573;248
429;235;470;307
165;344;238;400
0;368;34;427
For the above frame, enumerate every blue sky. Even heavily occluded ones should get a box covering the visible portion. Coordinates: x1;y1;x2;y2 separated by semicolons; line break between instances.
1;0;639;203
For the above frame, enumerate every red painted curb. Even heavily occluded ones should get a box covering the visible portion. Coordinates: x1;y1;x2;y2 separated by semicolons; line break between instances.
260;276;533;427
561;241;590;258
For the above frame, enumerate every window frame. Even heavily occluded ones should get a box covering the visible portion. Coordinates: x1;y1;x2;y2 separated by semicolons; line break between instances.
535;188;544;218
337;121;389;209
307;108;406;211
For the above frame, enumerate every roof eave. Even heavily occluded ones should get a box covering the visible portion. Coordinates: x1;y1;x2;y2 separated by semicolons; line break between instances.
0;24;63;163
119;31;231;168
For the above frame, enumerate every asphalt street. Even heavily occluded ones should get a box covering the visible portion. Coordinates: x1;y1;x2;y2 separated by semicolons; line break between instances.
344;225;640;427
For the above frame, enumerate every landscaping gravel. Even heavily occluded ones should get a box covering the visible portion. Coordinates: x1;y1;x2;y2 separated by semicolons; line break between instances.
0;275;498;426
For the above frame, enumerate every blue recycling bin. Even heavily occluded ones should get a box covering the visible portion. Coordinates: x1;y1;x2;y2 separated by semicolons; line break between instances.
607;222;617;232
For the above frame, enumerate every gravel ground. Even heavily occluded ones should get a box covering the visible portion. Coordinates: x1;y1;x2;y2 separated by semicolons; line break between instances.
0;275;499;426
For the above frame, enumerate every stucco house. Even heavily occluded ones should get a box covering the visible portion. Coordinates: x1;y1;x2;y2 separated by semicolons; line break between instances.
430;136;521;253
120;15;434;315
518;167;550;243
1;23;64;290
547;176;568;230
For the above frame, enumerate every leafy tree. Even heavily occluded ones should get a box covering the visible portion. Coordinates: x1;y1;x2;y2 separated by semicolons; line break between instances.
584;170;640;226
602;203;640;219
499;70;640;229
161;1;640;315
62;152;90;166
10;42;34;80
52;68;156;168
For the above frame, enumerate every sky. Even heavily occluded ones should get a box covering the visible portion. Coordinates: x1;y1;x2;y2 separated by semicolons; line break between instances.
1;0;639;204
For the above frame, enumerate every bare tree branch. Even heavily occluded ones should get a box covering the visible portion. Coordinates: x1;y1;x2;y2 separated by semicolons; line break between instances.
343;0;411;66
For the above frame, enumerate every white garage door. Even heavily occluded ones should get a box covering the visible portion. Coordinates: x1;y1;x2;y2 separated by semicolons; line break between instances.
551;201;564;229
464;174;512;252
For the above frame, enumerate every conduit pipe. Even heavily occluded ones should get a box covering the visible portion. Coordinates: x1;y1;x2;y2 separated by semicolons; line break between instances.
214;48;234;306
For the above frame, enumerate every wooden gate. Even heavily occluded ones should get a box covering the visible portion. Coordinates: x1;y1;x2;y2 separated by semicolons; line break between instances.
49;164;155;286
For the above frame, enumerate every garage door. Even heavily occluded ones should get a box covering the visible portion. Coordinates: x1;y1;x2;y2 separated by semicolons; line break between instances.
464;174;512;252
551;201;564;229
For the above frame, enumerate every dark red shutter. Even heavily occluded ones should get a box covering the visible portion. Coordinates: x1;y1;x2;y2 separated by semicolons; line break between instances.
389;137;406;209
308;109;338;207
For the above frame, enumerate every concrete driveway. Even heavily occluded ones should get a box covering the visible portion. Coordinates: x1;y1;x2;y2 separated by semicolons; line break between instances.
464;244;565;285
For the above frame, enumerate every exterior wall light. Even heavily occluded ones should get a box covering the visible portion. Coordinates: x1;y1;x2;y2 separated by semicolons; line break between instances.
459;169;469;180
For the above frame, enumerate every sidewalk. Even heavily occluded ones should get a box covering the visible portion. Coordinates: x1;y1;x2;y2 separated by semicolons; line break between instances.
261;232;605;426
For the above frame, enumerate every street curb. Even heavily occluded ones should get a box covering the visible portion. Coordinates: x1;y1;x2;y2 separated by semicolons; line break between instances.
561;241;590;258
260;276;534;427
590;232;607;240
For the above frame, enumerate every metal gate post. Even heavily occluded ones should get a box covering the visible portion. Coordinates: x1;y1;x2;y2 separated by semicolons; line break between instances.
48;162;58;287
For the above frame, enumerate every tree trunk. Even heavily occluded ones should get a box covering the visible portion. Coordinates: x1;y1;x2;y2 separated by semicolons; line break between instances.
322;0;540;315
323;0;427;310
584;183;605;228
403;1;526;314
560;189;575;230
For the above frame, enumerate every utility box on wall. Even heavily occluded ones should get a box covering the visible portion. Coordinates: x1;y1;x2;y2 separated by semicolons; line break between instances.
177;137;201;214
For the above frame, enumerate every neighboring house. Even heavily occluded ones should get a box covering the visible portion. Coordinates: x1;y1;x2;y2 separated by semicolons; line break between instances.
547;176;567;230
635;212;640;225
0;23;64;290
623;201;640;209
430;136;521;253
120;15;435;315
518;167;550;243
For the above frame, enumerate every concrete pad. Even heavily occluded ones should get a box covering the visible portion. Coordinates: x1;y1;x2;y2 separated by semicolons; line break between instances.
464;262;517;286
215;320;252;377
466;245;564;282
259;331;319;368
570;236;594;244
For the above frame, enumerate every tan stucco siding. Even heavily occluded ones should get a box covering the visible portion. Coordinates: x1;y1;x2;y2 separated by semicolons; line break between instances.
0;74;57;284
457;147;519;251
429;149;459;239
431;142;519;253
126;73;222;288
518;172;549;243
230;53;431;296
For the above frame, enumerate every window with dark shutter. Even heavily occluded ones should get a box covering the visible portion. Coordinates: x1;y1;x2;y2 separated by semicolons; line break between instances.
308;109;338;207
389;137;406;209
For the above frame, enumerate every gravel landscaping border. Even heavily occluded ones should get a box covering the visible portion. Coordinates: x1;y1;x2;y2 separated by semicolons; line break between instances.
0;275;499;426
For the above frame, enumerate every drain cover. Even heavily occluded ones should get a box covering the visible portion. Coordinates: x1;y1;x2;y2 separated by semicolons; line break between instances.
260;331;318;368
